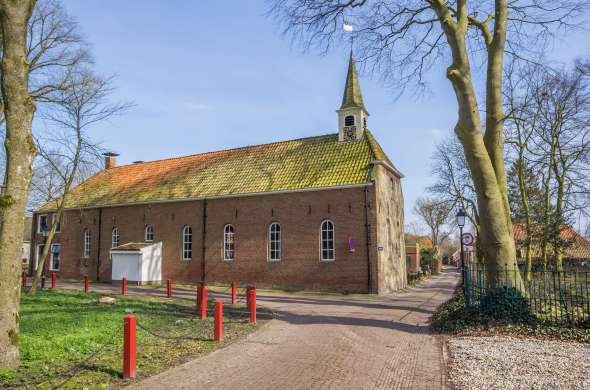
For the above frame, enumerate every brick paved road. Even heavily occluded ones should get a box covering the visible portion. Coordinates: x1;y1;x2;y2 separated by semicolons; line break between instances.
117;267;459;390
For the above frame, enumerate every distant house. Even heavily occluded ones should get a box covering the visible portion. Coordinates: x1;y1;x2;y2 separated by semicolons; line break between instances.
451;224;590;268
405;234;432;273
514;223;590;266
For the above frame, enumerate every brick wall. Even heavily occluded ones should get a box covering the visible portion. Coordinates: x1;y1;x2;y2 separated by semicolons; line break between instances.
33;186;394;292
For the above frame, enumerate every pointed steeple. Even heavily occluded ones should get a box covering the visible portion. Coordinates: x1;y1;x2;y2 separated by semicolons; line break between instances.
340;50;366;111
337;51;369;142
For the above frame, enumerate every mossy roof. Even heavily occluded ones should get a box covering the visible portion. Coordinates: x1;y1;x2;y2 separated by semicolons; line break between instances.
40;130;398;211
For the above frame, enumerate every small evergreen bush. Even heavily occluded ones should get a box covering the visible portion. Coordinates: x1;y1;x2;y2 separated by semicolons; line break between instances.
479;286;532;322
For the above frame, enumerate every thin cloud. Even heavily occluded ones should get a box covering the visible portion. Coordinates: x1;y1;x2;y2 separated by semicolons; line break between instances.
184;102;212;112
429;128;446;140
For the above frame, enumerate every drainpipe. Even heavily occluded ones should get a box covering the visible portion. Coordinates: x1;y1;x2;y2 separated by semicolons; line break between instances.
96;207;103;281
201;199;207;282
364;185;373;294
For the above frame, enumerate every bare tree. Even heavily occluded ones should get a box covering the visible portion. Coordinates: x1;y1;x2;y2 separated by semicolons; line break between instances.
504;60;544;278
428;135;483;261
0;0;92;366
29;70;130;293
413;197;452;273
502;59;590;273
0;0;90;124
269;0;585;287
532;66;590;270
0;0;37;369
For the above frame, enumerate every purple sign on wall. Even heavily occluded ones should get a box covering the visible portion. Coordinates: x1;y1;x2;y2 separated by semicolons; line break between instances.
348;236;356;252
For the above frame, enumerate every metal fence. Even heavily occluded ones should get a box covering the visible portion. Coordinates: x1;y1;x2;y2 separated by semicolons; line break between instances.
464;264;590;326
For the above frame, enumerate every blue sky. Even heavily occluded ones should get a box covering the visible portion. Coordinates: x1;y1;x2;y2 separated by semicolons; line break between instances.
61;1;589;225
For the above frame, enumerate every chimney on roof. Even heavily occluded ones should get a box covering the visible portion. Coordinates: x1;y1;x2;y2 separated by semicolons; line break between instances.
103;152;119;169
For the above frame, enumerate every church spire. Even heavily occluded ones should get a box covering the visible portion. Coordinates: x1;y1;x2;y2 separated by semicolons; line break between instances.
340;50;366;111
337;51;369;142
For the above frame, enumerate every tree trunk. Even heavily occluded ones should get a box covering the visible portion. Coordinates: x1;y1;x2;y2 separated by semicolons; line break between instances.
553;173;565;271
431;244;442;274
540;135;556;270
0;0;37;369
431;0;521;289
516;152;534;281
29;205;61;294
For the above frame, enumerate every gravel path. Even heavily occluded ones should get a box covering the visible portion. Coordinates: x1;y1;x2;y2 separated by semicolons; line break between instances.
448;336;590;390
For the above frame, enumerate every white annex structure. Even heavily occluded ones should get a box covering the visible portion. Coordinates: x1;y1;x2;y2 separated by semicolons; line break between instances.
110;242;162;285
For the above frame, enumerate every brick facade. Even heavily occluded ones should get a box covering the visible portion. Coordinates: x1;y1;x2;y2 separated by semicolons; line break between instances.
32;179;405;293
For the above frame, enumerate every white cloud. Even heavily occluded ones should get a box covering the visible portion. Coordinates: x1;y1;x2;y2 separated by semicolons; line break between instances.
429;127;446;140
184;102;212;112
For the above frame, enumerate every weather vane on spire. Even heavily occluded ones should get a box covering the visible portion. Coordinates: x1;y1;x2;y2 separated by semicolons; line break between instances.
343;22;354;51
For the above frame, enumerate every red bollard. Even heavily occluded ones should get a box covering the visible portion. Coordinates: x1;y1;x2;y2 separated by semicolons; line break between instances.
214;300;223;342
122;277;127;296
249;287;257;325
22;271;27;288
166;279;172;298
123;315;136;379
51;272;56;289
200;284;208;320
84;275;89;293
231;281;237;305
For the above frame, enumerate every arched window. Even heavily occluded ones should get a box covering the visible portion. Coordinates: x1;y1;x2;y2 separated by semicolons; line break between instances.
84;229;92;258
268;223;281;261
182;226;192;260
145;224;154;242
320;220;335;261
223;224;235;261
111;227;119;248
344;115;355;126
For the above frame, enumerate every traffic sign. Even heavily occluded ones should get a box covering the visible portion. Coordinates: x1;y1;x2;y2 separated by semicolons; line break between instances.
461;232;474;246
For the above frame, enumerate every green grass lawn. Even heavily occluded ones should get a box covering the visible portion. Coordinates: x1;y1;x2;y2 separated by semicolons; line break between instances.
0;289;270;389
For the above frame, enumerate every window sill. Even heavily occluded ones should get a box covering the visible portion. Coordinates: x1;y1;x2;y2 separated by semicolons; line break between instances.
223;258;235;262
320;259;336;262
267;259;281;262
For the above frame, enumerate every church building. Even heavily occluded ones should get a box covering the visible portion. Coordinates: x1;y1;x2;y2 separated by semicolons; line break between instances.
32;53;406;293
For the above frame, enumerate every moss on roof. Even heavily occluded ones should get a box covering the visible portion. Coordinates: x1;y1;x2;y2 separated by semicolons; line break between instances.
40;130;396;211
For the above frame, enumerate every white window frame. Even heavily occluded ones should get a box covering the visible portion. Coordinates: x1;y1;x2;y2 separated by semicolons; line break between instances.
320;220;335;261
111;226;120;249
145;224;154;242
223;224;235;261
37;214;48;234
182;225;192;261
49;243;61;271
268;222;281;262
83;229;91;258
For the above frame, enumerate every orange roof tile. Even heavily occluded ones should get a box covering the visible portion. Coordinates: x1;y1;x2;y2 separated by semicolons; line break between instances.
40;130;398;211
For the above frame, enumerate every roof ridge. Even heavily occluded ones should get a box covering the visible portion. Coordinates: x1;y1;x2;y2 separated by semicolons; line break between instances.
113;132;338;169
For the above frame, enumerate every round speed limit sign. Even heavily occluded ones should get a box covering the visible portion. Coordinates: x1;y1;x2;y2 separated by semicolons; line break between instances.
461;232;474;246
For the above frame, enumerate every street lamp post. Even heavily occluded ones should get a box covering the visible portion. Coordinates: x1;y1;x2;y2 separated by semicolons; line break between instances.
456;208;466;292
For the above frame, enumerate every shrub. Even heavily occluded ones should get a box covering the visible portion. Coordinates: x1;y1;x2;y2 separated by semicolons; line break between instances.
478;286;532;322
